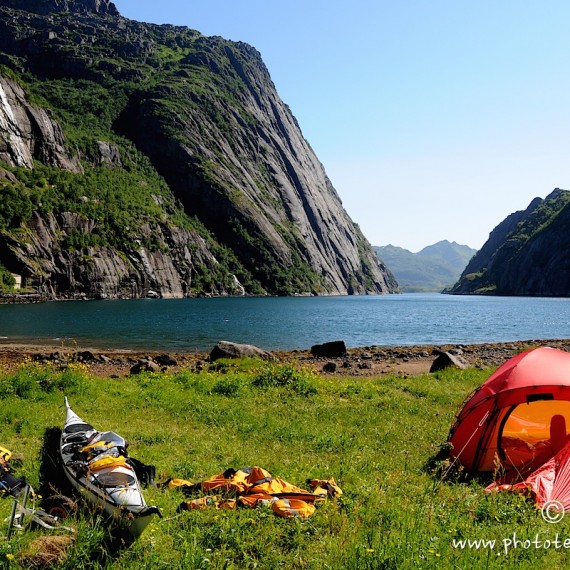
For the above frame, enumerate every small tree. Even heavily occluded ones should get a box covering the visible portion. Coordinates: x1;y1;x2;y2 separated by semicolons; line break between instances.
0;264;16;291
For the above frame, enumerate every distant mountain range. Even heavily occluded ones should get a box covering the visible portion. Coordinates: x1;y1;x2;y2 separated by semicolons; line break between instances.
374;241;477;293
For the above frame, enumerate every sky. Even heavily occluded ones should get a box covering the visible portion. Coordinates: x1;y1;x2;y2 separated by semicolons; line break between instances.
115;0;570;252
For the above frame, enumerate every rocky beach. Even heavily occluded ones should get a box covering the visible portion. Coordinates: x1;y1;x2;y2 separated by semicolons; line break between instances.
1;339;570;378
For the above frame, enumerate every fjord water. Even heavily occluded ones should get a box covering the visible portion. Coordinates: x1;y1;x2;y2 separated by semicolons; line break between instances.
0;293;569;351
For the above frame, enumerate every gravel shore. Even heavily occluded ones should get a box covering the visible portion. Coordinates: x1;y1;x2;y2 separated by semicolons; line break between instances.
1;339;569;378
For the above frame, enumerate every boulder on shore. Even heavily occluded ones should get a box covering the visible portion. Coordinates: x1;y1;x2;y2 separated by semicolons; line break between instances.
130;358;161;374
310;340;347;358
322;362;337;373
209;341;274;362
429;351;470;373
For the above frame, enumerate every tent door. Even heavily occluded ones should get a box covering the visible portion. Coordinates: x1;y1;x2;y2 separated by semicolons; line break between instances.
498;400;570;472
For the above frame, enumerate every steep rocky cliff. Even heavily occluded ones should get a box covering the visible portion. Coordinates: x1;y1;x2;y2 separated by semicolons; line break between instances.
0;74;247;298
0;209;246;299
0;75;82;172
0;0;397;298
448;189;570;296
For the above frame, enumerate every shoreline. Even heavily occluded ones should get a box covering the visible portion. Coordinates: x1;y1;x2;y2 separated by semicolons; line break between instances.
1;338;570;378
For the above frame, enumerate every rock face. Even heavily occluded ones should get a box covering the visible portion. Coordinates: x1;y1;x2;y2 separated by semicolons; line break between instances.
448;189;570;296
1;211;244;299
0;1;398;298
1;0;119;16
115;40;396;295
0;76;82;172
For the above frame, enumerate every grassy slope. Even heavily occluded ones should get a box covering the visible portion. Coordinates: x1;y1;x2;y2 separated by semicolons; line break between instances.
1;360;569;569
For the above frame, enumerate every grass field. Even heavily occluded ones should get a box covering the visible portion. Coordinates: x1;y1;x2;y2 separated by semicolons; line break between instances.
1;357;569;569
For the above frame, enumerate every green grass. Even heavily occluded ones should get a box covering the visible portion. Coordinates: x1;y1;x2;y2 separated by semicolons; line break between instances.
1;360;570;568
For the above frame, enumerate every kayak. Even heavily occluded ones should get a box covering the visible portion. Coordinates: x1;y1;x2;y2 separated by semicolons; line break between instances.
60;398;161;537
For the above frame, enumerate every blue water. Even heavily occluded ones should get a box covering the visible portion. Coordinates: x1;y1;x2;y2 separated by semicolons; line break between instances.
0;293;569;351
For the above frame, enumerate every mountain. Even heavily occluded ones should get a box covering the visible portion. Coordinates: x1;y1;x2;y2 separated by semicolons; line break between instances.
0;0;397;299
374;241;476;292
448;189;570;296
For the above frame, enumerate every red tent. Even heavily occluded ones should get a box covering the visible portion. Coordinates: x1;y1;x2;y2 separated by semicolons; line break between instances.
447;347;570;475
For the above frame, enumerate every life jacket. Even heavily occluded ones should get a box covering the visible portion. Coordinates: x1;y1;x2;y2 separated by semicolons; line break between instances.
271;498;316;519
89;454;128;472
307;478;343;498
164;477;195;491
200;466;323;500
80;440;129;473
174;466;342;519
246;466;304;495
0;445;26;498
201;467;252;494
0;445;11;463
236;494;316;518
81;440;115;459
181;495;220;510
177;496;237;511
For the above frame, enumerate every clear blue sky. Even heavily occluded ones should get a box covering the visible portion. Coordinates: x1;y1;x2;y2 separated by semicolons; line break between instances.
114;0;570;252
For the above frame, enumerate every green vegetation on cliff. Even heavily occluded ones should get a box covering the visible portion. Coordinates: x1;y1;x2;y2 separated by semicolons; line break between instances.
0;155;264;295
449;189;570;296
0;260;15;290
